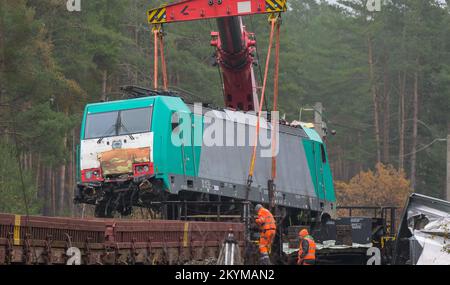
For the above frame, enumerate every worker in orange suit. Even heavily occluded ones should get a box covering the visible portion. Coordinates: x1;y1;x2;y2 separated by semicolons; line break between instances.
297;229;316;265
254;204;276;265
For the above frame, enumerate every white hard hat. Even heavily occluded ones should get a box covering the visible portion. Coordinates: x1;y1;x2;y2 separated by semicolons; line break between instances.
255;204;263;211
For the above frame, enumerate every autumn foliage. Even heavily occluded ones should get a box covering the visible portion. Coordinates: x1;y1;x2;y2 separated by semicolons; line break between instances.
335;163;412;209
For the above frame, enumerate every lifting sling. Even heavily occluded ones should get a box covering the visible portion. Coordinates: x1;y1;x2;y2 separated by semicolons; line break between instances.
246;16;282;206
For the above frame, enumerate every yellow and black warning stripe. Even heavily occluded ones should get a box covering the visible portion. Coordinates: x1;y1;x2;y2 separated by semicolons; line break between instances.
13;215;21;246
265;0;287;13
148;6;167;24
183;222;189;247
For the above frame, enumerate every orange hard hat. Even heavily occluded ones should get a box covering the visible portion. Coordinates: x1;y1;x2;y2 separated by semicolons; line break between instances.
299;229;309;238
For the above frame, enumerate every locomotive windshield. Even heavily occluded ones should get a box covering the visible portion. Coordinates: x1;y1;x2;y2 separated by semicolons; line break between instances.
84;107;153;139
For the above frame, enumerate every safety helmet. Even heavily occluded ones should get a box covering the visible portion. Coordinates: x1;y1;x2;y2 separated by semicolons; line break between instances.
255;204;263;212
299;229;309;238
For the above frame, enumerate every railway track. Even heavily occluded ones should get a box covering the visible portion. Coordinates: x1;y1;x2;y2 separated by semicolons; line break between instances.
0;213;245;265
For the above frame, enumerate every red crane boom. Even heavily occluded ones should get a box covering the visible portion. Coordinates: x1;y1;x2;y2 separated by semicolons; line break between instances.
148;0;286;111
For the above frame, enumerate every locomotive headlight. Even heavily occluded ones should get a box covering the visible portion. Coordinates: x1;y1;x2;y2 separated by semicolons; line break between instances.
133;163;154;177
81;168;103;182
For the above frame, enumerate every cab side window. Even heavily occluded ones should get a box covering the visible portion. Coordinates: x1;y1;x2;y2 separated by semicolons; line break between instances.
171;112;180;131
320;144;327;164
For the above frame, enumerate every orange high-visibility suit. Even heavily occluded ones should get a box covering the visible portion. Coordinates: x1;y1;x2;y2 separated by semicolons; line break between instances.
297;230;316;265
255;207;276;255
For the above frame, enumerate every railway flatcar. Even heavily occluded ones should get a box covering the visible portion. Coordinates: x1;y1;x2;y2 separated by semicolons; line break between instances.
75;89;336;224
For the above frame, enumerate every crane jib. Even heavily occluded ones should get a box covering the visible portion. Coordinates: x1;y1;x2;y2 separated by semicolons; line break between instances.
147;0;287;25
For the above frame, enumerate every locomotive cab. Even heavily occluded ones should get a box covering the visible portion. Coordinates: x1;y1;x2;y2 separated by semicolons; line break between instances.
75;95;194;217
75;96;159;216
81;105;155;183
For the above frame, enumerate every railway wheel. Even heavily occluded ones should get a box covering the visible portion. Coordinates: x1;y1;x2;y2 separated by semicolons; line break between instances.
95;199;114;218
119;206;133;216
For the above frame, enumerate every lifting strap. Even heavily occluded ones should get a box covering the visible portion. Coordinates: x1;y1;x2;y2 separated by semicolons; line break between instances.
153;29;159;89
153;26;168;91
246;17;278;196
159;32;168;90
271;20;281;181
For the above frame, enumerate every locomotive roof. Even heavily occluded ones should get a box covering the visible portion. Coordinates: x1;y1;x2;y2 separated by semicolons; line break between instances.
84;95;324;144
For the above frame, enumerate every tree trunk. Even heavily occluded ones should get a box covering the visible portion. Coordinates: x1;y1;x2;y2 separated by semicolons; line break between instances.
67;156;72;215
59;165;66;215
134;18;139;85
70;128;76;216
382;51;390;164
27;151;32;172
51;167;56;216
35;153;41;200
0;3;4;105
368;36;381;163
410;69;419;190
43;166;50;216
101;70;107;101
398;23;407;172
59;123;68;215
358;132;363;172
399;72;406;170
67;130;74;217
